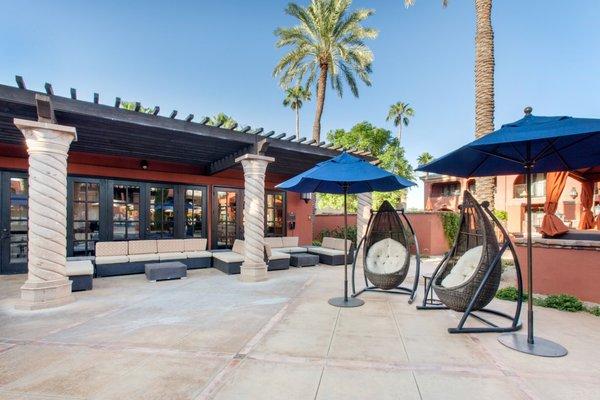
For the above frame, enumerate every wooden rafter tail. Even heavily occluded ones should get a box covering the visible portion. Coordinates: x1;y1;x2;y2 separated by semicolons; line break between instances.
239;126;251;133
93;93;99;104
152;106;160;116
70;88;77;100
263;130;275;137
198;116;209;124
285;135;296;141
15;75;26;89
316;141;326;146
229;122;239;130
297;137;306;143
169;110;178;119
115;97;121;108
273;133;286;139
185;114;194;122
252;127;264;135
134;102;141;112
305;139;316;145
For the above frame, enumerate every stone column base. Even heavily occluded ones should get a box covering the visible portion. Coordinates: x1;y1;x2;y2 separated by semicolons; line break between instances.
16;278;73;310
239;261;268;283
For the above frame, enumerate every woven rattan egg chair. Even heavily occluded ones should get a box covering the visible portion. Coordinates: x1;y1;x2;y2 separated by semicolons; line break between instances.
351;200;420;303
417;191;523;334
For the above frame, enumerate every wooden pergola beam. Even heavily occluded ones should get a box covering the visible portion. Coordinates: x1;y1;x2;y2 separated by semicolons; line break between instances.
207;144;254;175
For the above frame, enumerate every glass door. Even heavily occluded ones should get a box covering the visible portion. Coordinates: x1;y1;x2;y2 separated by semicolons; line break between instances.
212;187;243;249
1;172;28;274
148;185;175;238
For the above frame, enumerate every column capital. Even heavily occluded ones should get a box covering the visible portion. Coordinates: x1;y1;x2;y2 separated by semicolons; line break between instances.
235;153;275;164
14;118;77;156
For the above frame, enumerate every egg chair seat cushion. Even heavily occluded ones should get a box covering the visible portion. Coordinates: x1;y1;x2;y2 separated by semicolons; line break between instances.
441;245;482;288
366;238;408;275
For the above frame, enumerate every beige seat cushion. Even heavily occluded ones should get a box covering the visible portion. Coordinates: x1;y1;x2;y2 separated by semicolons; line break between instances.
281;236;299;247
66;260;94;276
128;240;157;255
157;239;184;253
213;252;244;263
185;251;212;259
270;251;290;260
95;241;128;257
128;253;160;263
95;255;129;265
366;238;407;274
184;238;207;252
232;240;245;255
264;237;283;249
159;252;186;261
441;246;483;288
277;246;308;254
307;247;344;256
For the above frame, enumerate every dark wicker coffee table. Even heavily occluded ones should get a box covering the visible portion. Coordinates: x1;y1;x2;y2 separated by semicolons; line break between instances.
145;261;187;281
290;253;319;268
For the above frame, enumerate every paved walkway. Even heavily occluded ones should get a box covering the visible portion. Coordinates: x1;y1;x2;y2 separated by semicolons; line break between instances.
0;260;598;399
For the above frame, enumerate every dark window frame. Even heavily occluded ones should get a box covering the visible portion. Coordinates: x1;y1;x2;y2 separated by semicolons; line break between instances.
265;190;287;237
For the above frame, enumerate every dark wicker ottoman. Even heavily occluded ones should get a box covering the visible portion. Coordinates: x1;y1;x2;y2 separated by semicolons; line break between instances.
145;261;187;281
290;253;319;268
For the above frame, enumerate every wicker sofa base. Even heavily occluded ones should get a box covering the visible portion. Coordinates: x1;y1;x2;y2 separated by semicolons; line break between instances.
310;252;353;266
268;258;290;271
213;258;242;275
182;257;212;269
69;275;93;291
95;261;148;277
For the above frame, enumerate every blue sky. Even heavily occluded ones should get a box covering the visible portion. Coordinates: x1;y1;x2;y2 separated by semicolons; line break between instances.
2;0;600;208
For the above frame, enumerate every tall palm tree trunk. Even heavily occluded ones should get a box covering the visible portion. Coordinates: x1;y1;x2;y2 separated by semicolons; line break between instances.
397;124;402;146
295;107;300;138
312;64;328;142
474;0;495;207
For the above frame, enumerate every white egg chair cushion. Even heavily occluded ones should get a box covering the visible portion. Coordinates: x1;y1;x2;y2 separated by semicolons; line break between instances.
441;245;483;288
366;238;408;275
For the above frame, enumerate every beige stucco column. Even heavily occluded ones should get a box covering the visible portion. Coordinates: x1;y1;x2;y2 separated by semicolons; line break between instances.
235;153;275;282
14;119;77;310
356;192;372;265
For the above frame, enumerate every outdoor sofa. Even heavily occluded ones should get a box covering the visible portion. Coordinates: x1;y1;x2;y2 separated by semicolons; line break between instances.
213;239;291;274
305;237;354;265
66;259;94;291
264;237;307;254
95;238;211;277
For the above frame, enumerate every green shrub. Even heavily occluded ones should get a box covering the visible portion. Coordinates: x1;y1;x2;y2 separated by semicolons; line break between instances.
440;211;460;247
495;287;526;301
316;225;357;246
541;294;584;312
493;209;508;222
585;306;600;317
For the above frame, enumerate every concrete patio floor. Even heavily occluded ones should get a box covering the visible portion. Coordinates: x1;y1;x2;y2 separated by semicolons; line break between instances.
0;259;598;400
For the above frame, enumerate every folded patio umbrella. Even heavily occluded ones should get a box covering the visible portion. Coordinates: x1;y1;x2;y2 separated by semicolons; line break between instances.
276;152;415;308
417;108;600;357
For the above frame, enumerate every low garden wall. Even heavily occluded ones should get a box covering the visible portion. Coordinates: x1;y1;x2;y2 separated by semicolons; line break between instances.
514;237;600;303
313;211;450;256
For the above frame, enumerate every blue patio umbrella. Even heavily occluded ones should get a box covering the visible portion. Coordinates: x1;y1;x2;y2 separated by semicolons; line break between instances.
277;152;416;308
417;108;600;357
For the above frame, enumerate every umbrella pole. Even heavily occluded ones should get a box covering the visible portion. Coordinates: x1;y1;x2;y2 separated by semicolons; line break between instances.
328;185;364;308
498;159;567;357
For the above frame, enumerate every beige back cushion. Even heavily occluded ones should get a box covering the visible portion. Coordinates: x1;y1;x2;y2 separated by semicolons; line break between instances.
264;244;272;259
322;237;351;251
95;241;128;257
157;239;184;253
321;237;337;249
282;236;299;247
128;240;157;255
232;240;245;255
184;238;207;252
264;237;283;249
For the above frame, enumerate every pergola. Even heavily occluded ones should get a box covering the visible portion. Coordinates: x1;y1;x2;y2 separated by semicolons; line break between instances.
0;76;376;309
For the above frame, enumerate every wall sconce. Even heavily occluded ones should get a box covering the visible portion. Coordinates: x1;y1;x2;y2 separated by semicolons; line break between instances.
569;187;578;199
301;192;312;204
140;160;149;170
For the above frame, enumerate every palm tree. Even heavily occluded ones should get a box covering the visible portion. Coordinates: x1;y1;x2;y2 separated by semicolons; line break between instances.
209;113;238;129
283;86;312;138
405;0;495;206
273;0;378;142
386;102;414;145
417;152;433;166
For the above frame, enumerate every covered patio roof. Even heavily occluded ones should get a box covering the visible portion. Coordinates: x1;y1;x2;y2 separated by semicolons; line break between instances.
0;77;375;176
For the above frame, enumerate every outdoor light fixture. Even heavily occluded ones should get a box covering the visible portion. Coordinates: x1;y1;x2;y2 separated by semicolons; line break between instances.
140;160;148;170
569;187;578;199
301;192;312;203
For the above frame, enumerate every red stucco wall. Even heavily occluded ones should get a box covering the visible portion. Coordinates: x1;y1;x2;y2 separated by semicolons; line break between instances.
514;244;600;303
313;214;357;237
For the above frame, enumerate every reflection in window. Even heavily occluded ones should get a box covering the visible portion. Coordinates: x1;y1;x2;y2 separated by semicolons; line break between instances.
216;190;237;248
185;189;204;238
72;182;100;256
265;192;285;237
9;178;28;264
113;184;140;240
149;187;174;238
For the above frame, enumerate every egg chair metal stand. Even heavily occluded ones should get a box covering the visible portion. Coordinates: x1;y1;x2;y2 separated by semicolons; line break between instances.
351;201;421;303
416;191;523;334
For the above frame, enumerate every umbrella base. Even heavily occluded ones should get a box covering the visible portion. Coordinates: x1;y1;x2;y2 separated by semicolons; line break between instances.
328;297;364;308
498;333;567;357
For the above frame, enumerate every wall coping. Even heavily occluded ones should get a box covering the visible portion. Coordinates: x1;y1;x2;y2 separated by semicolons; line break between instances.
514;237;600;251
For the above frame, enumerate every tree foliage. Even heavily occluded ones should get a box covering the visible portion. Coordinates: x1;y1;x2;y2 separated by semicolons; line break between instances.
209;113;238;129
417;152;433;166
317;121;414;213
120;101;154;114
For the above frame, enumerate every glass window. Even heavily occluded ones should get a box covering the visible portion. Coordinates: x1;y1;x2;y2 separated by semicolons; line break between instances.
9;178;28;264
72;182;101;256
216;190;238;248
265;192;285;237
149;187;175;238
185;189;204;238
112;184;140;240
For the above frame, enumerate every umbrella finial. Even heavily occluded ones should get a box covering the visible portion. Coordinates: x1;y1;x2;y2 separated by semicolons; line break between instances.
524;106;533;115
